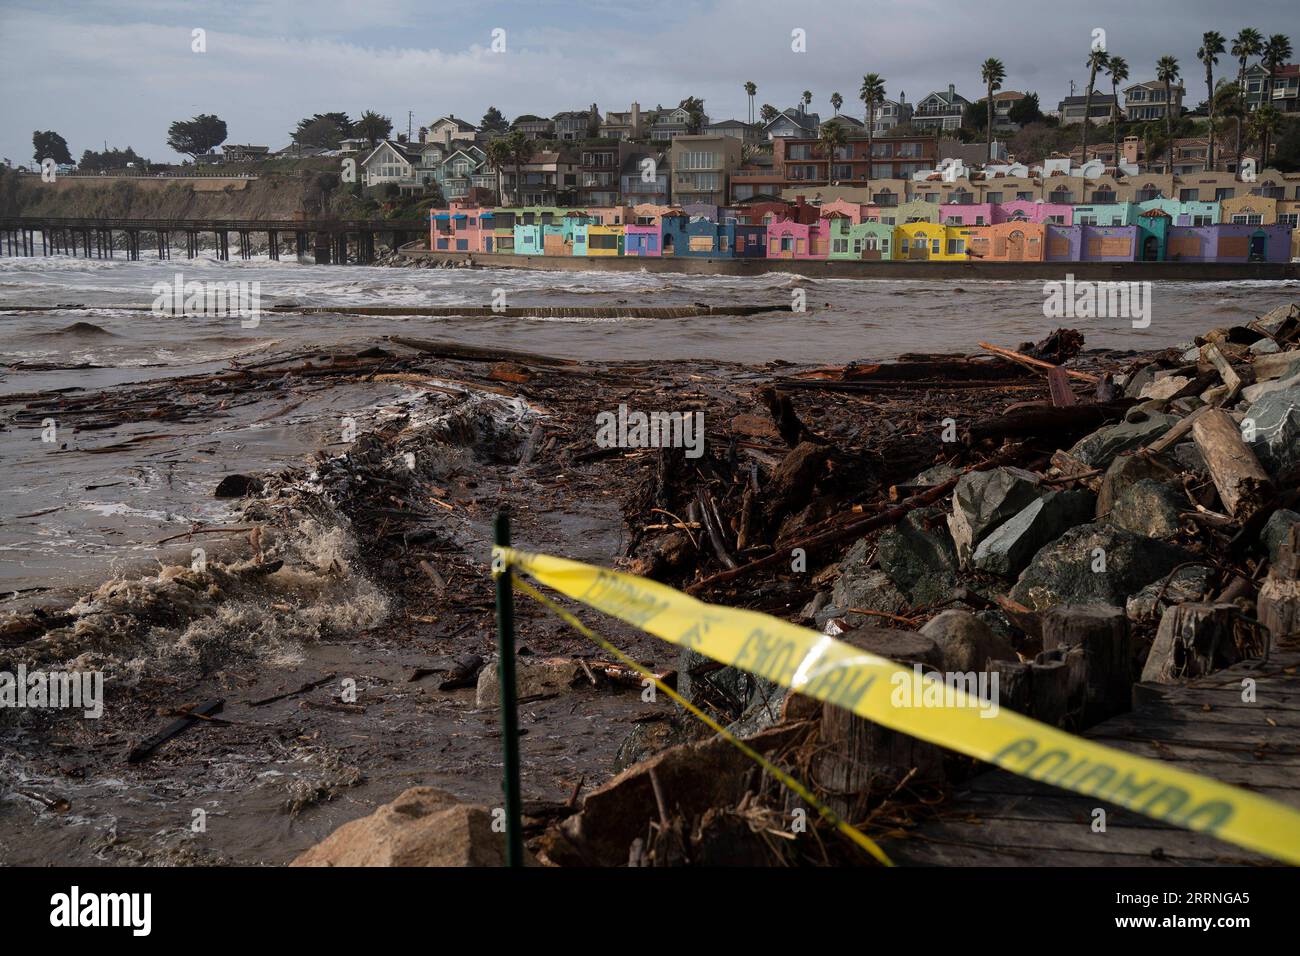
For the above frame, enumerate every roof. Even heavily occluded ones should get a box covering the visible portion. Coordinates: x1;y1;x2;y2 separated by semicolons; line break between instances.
433;116;478;131
360;139;418;165
1123;80;1186;93
763;108;821;132
918;88;970;106
823;115;865;128
992;90;1026;102
1060;94;1118;106
706;119;756;129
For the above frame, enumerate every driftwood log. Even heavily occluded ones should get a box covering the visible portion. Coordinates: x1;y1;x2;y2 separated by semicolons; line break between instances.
1190;408;1272;517
1260;527;1300;650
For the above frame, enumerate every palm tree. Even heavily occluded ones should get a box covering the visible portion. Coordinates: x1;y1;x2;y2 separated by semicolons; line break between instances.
802;90;813;114
485;138;511;205
980;58;1005;164
1252;104;1282;167
1082;47;1110;158
1155;55;1180;173
859;73;887;185
1106;56;1129;172
1231;28;1264;166
744;81;757;124
502;130;533;206
1261;34;1294;164
817;122;848;183
831;92;843;115
1197;32;1226;170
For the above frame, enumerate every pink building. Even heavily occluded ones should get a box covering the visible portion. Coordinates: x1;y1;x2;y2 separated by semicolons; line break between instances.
623;224;663;256
938;202;996;227
766;218;829;259
819;198;868;223
430;201;496;253
995;200;1073;226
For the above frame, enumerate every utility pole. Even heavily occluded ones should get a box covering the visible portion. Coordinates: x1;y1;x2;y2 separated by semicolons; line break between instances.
408;110;414;143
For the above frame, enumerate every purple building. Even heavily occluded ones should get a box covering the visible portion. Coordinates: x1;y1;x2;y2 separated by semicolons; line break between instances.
1166;224;1292;263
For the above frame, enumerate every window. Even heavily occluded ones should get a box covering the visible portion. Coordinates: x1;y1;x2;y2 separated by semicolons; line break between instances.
833;238;849;253
986;192;1003;204
1192;215;1214;226
832;164;854;179
925;192;939;203
1049;190;1072;204
1278;214;1298;228
781;237;793;251
1078;215;1097;225
946;238;965;255
1091;190;1116;203
1047;215;1066;224
1136;187;1162;202
853;239;863;252
900;238;909;252
1231;214;1262;224
1215;188;1235;201
1016;191;1032;201
1179;189;1199;202
931;239;941;254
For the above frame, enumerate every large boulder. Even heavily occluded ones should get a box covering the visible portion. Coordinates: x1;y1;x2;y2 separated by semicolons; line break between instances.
1243;385;1300;479
475;657;584;708
972;489;1095;577
1067;413;1179;468
1126;564;1214;622
878;506;958;599
291;787;525;867
1010;522;1188;611
919;609;1017;672
947;467;1043;567
1108;478;1185;539
1096;452;1173;518
1263;509;1300;566
816;538;909;630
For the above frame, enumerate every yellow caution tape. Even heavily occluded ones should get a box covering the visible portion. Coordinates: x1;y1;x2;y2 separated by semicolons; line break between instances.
494;546;1300;866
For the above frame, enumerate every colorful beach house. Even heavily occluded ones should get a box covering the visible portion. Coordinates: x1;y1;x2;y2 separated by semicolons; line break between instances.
585;223;624;256
1138;197;1219;226
825;215;895;260
938;202;996;227
1071;202;1139;226
661;214;766;257
997;200;1073;225
1165;224;1292;262
1045;224;1141;261
623;223;663;256
960;222;1047;261
894;222;971;261
766;218;828;259
429;202;495;253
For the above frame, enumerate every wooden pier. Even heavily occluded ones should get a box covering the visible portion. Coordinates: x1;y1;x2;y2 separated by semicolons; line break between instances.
880;648;1300;866
0;216;426;265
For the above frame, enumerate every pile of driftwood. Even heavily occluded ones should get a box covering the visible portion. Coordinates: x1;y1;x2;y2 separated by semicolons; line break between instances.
545;301;1300;867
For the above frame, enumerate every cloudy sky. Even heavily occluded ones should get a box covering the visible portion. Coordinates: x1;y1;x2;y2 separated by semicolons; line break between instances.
0;0;1295;165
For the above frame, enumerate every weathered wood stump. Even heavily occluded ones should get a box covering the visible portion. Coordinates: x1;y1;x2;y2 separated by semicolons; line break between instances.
813;627;945;817
1260;527;1300;650
1040;603;1133;726
1141;602;1263;683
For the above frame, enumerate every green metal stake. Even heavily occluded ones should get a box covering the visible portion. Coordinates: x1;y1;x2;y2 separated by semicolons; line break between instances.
494;511;524;867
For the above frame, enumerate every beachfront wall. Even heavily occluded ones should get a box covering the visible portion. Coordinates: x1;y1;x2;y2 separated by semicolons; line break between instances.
996;200;1074;225
586;224;624;256
826;217;895;260
1072;202;1139;226
1138;198;1219;226
767;219;828;259
939;203;996;227
623;224;662;256
1165;224;1292;262
961;222;1047;261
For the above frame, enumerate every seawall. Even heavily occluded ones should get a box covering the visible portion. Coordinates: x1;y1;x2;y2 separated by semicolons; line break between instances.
400;248;1298;281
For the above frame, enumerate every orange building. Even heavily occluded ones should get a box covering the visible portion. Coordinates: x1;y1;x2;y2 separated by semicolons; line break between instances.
959;221;1047;261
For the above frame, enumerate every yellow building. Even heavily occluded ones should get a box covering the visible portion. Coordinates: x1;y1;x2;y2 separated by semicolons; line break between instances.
1220;195;1277;225
894;222;970;261
585;223;624;256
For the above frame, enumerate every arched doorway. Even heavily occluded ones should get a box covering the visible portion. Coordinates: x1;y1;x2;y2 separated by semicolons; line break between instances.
1007;230;1025;261
1142;235;1160;261
1249;230;1267;262
662;233;674;255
